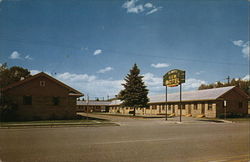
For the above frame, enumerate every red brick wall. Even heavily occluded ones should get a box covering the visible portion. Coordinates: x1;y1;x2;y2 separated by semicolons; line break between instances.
4;76;77;120
216;88;248;117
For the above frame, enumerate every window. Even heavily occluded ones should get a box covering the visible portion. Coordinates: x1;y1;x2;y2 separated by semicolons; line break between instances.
23;96;32;105
40;81;46;87
152;105;157;109
208;103;212;110
239;102;243;109
168;105;171;111
52;97;60;105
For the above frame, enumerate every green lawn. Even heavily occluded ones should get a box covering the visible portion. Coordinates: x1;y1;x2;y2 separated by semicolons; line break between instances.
1;119;92;124
225;118;250;122
0;119;118;128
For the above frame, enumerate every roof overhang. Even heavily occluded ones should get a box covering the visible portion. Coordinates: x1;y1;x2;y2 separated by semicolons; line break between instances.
69;93;84;97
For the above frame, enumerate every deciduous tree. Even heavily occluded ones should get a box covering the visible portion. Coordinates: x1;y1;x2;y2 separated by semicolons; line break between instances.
0;63;31;88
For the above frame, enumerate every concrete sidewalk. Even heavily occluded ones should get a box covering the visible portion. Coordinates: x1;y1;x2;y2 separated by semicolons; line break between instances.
78;112;233;124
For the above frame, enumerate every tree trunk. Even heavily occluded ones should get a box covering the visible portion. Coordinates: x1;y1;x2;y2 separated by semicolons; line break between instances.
133;107;136;116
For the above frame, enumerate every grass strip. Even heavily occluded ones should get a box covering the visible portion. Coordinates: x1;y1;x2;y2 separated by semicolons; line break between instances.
0;120;119;128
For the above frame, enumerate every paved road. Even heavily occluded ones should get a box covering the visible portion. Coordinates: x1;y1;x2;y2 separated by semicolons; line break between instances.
0;115;249;162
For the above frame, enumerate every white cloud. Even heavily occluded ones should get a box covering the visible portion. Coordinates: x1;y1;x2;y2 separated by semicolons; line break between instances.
143;73;162;86
81;47;88;51
142;73;163;95
242;74;249;81
144;3;153;8
57;72;96;82
97;67;113;73
151;63;170;68
232;40;249;58
9;51;33;60
25;55;32;60
93;49;102;55
56;72;123;98
242;44;249;58
30;70;52;76
146;7;162;15
183;78;207;90
30;70;41;75
195;71;205;75
122;0;161;15
232;40;244;47
122;0;144;14
122;0;137;9
9;51;21;59
127;4;143;14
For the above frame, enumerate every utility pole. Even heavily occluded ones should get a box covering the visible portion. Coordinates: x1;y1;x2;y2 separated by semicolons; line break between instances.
180;83;182;122
86;94;89;120
226;76;230;84
165;86;168;120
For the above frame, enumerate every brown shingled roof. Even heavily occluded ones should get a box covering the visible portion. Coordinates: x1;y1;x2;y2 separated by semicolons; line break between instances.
1;72;84;96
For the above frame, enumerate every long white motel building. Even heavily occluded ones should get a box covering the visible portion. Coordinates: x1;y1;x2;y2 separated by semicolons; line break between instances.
77;86;249;118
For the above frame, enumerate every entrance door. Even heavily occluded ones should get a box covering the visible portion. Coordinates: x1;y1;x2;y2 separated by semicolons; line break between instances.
188;104;191;114
201;104;205;114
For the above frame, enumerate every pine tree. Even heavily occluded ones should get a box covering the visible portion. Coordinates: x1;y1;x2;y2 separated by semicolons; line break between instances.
118;64;149;116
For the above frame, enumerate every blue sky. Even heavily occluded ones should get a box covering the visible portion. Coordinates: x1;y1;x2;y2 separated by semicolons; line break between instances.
0;0;249;99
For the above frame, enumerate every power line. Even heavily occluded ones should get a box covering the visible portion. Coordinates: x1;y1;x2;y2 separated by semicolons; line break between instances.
0;37;247;66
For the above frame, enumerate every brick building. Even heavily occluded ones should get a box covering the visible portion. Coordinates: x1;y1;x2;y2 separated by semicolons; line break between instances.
108;86;248;118
77;100;110;112
1;72;83;120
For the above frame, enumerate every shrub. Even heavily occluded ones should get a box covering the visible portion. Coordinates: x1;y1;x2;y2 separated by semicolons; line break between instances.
129;111;135;114
0;96;18;121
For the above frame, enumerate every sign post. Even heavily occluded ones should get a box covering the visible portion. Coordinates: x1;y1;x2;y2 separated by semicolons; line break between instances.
223;100;227;120
165;86;168;120
180;83;182;122
86;95;89;121
163;69;185;122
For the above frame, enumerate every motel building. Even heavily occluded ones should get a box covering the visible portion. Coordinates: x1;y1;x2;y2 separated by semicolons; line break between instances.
77;86;249;118
77;100;110;112
1;72;83;121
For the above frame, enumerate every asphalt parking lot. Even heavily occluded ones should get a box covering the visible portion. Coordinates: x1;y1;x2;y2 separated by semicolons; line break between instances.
0;115;249;162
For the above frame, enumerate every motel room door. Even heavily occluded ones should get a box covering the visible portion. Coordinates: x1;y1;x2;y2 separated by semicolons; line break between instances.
172;105;175;114
188;105;191;114
201;104;205;114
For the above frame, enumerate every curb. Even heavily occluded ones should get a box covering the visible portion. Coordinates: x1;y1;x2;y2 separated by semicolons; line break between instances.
0;122;120;129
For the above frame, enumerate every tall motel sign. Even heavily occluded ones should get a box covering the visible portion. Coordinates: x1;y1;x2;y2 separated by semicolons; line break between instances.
163;69;185;122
